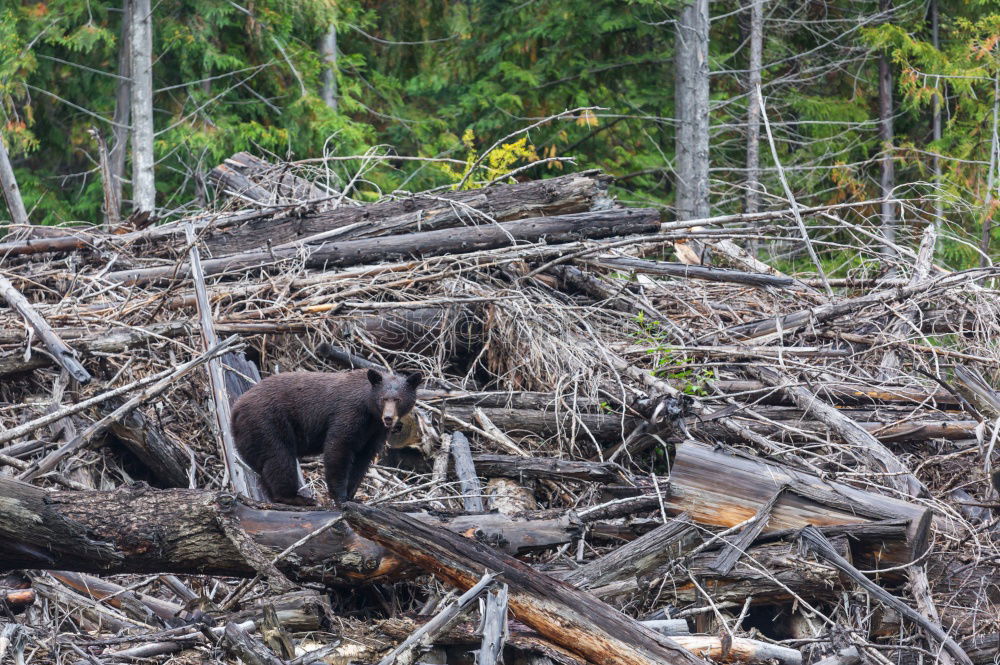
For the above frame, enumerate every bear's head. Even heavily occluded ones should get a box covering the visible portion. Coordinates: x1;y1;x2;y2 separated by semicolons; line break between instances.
366;369;423;430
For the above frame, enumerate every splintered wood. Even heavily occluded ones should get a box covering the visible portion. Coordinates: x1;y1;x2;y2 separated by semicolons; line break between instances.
0;153;997;665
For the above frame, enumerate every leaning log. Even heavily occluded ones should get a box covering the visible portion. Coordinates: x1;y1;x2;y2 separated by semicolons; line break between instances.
104;208;662;285
342;502;708;665
0;273;91;383
667;442;931;565
0;479;579;585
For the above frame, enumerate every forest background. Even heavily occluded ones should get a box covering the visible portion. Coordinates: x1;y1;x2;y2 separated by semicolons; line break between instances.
2;0;999;274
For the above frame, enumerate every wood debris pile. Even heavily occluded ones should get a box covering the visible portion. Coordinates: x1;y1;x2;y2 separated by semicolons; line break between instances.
0;152;997;665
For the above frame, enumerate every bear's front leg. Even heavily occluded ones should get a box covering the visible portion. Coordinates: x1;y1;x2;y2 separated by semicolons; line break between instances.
346;434;386;502
322;436;355;508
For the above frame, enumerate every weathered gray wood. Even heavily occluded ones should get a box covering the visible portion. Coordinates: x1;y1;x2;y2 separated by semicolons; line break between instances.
18;337;237;481
471;455;625;484
103;397;190;487
589;256;793;288
746;365;927;498
800;526;971;665
185;223;263;501
478;583;509;665
129;0;155;212
343;502;707;665
667;441;932;565
0;273;91;384
222;621;284;665
104;208;662;285
378;573;496;665
563;514;698;589
589;536;848;605
450;432;485;513
0;133;29;228
199;168;610;255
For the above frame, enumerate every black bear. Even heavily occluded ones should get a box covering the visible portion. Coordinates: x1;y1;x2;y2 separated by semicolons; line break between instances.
231;367;422;506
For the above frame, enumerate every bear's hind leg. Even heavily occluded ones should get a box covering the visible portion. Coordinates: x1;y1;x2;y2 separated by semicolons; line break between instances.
257;438;305;505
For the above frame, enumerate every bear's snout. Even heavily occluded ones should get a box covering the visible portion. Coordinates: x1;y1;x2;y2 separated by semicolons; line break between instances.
381;400;399;429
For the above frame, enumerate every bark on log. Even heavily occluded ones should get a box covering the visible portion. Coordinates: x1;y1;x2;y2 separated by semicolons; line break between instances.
450;432;485;513
103;398;190;488
200;169;611;255
342;501;708;665
667;442;931;565
445;406;638;442
0;170;610;264
0;479;579;584
104;208;662;286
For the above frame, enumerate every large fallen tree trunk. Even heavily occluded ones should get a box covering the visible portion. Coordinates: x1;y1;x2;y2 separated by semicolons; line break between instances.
342;502;708;665
104;208;661;285
201;168;613;254
0;479;579;585
0;170;610;259
666;442;932;566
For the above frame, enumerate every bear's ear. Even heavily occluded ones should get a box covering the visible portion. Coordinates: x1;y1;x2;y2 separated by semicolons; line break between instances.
405;371;423;388
367;369;383;385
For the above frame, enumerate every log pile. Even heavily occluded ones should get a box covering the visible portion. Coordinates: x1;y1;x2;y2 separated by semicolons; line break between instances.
0;152;998;665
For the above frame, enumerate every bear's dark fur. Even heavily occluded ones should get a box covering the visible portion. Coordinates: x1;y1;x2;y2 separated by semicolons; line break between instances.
231;368;422;506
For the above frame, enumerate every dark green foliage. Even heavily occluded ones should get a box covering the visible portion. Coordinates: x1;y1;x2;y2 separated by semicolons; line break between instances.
1;0;997;268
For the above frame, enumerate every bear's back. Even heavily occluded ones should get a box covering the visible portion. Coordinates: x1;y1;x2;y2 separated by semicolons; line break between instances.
232;370;372;440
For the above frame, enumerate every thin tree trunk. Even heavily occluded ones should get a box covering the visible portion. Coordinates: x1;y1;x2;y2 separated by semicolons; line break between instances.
981;74;998;268
674;0;710;222
930;0;942;227
0;134;29;230
320;25;338;111
130;0;155;214
110;0;132;217
744;0;763;216
878;0;896;256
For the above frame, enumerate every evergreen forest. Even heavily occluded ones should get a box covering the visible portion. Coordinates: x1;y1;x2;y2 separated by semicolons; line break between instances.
2;1;1000;270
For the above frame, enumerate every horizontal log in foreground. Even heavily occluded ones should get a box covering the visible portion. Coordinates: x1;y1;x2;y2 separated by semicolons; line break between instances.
104;208;661;285
0;478;579;585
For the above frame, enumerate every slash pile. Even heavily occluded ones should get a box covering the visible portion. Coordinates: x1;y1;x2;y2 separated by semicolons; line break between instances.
0;152;997;665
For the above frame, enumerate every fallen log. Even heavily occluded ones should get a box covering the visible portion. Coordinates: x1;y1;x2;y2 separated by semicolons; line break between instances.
104;208;662;285
707;380;959;407
563;514;698;589
444;405;639;442
0;479;579;585
471;455;626;484
0;170;610;259
209;152;330;207
799;526;972;665
0;273;91;384
588;256;795;289
588;536;849;605
666;442;931;565
342;502;707;665
201;168;611;254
